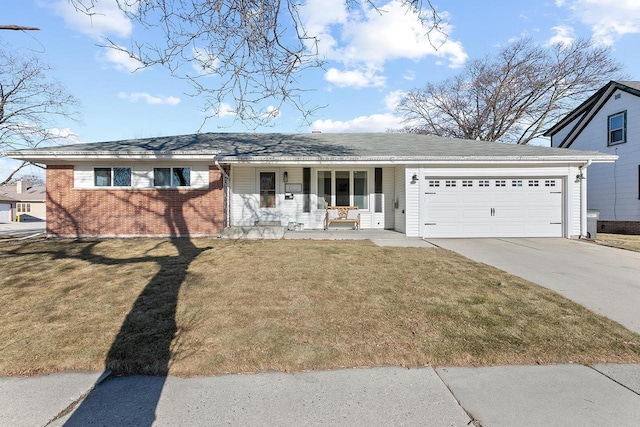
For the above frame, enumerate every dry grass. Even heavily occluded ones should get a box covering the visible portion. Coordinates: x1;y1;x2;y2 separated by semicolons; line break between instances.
1;238;640;377
594;233;640;252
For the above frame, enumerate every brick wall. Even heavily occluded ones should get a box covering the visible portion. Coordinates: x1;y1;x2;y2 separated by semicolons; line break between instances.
598;221;640;235
46;165;225;237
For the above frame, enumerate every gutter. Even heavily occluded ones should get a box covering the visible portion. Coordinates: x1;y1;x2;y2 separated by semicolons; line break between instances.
579;160;592;238
214;156;230;228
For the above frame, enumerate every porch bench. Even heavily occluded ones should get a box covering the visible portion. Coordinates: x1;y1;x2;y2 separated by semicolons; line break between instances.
325;206;360;230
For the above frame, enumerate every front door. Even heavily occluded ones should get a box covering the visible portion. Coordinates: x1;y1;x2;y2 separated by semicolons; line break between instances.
259;171;277;209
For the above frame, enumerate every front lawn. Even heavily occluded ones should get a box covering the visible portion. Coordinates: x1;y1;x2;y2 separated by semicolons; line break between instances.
594;233;640;252
1;238;640;376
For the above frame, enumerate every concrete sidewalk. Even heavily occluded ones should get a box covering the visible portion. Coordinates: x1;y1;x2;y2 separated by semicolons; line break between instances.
3;364;640;426
0;221;46;237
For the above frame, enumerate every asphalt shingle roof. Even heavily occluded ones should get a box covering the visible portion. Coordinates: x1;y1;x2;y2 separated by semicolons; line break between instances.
4;133;614;161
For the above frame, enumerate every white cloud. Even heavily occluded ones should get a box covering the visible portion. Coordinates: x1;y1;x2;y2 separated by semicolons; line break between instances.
211;103;236;117
47;128;83;145
192;47;221;76
403;70;416;81
324;68;386;88
558;0;640;45
311;113;404;132
301;0;467;88
548;25;576;46
118;92;181;105
383;90;406;111
100;47;144;73
337;2;466;67
47;0;132;40
264;106;281;120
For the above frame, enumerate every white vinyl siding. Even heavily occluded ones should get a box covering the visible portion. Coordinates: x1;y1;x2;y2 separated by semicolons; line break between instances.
383;167;395;229
560;88;640;221
551;114;584;147
394;165;406;233
405;167;421;237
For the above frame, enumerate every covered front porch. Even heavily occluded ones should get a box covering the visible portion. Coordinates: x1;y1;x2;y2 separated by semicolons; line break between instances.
228;164;402;232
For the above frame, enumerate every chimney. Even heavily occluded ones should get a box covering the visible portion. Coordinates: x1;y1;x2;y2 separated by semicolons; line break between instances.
16;180;22;194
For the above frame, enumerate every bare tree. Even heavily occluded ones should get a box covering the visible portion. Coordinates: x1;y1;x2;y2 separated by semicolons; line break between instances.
397;38;625;144
68;0;443;127
0;45;80;185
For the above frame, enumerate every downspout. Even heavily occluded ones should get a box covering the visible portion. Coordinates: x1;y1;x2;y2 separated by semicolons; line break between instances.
214;157;230;229
579;160;592;238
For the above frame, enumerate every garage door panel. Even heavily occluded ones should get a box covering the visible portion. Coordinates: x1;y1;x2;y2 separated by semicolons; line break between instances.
462;208;490;219
494;194;525;203
0;204;10;222
423;177;563;238
494;208;526;219
426;208;460;220
461;224;493;236
461;194;492;204
427;194;459;203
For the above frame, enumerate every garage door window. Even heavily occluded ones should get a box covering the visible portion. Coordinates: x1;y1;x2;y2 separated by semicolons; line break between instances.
495;180;506;187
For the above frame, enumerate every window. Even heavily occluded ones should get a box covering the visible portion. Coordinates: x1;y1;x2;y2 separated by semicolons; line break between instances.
608;111;626;145
495;180;506;187
303;168;311;213
479;180;489;187
462;180;473;187
94;167;131;187
512;180;523;187
374;168;383;213
445;180;457;187
545;180;556;187
335;171;350;206
17;203;31;213
317;170;369;209
354;171;368;209
154;167;191;187
317;171;332;209
259;172;276;208
528;180;539;187
428;180;440;187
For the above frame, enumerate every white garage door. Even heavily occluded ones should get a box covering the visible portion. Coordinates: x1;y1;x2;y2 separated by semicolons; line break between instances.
423;178;563;238
0;203;11;222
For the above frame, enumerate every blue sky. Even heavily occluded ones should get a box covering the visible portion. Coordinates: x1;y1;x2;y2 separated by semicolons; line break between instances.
2;0;640;178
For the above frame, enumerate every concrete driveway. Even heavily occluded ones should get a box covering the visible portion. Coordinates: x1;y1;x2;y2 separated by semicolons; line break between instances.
426;238;640;335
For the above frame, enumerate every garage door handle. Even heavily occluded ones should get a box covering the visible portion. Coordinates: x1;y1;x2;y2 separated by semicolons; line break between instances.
425;223;436;225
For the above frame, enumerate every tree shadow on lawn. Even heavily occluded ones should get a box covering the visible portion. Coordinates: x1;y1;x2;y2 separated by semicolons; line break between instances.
57;192;215;426
61;237;210;426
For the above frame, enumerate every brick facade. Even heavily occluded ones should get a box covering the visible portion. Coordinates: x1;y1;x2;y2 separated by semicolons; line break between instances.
598;221;640;235
46;165;225;237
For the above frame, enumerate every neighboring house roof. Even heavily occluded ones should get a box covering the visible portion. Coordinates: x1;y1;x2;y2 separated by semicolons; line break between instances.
4;133;616;164
0;184;46;203
543;80;640;148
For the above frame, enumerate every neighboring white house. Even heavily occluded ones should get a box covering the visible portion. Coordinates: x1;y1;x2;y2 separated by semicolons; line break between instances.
545;81;640;234
5;133;616;238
